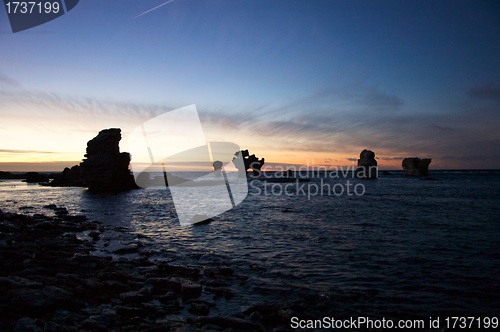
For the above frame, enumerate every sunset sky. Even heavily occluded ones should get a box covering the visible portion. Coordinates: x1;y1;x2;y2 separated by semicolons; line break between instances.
1;0;499;171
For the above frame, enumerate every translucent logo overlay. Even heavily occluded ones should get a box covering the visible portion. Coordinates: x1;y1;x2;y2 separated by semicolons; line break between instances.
127;105;248;227
3;0;80;33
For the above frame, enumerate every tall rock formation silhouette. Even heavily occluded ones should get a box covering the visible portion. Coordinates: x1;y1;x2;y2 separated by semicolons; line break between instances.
80;128;138;192
48;128;138;192
355;149;378;179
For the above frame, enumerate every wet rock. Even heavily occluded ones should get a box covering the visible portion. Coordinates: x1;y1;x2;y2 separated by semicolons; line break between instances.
174;326;202;332
80;317;108;331
158;299;183;312
158;291;178;303
113;245;140;255
260;313;281;325
146;277;183;294
8;286;73;310
286;300;306;313
61;215;87;222
197;253;225;265
204;279;231;287
156;314;189;325
13;317;42;332
54;207;68;216
119;290;150;304
188;303;210;316
101;280;130;294
81;277;104;291
159;264;201;279
40;321;71;332
204;266;233;278
249;311;263;321
116;304;147;318
0;221;21;232
55;273;80;282
196;316;262;330
237;274;249;282
205;286;234;300
181;280;202;300
278;309;295;321
88;231;100;241
33;214;51;222
33;221;63;233
0;208;276;331
242;302;280;316
0;276;43;289
79;221;99;231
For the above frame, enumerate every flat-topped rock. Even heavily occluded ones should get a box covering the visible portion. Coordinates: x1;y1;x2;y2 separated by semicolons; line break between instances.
402;157;431;176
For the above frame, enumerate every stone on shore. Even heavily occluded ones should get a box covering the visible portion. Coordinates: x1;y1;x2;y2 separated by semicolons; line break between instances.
195;316;262;330
8;286;73;310
0;207;345;331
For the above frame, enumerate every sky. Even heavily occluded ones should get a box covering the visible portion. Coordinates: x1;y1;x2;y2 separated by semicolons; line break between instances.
1;0;499;171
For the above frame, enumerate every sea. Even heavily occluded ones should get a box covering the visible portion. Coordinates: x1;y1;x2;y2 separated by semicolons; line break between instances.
1;170;499;321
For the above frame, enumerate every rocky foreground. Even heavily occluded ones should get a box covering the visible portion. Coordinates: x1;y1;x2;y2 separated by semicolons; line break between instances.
0;208;310;332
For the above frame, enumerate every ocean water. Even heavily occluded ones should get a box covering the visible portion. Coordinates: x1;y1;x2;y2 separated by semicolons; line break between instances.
1;170;499;319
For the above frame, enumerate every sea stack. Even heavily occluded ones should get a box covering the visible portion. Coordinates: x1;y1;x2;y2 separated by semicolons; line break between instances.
49;128;138;191
233;150;265;176
402;157;431;176
355;149;378;179
80;128;138;192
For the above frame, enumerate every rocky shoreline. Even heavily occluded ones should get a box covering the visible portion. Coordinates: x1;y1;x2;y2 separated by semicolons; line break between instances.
0;207;308;331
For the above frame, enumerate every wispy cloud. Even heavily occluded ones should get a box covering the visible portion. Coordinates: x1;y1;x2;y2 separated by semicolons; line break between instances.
199;84;500;168
290;86;404;116
0;149;57;154
0;89;175;124
199;110;257;131
1;80;499;169
467;82;500;103
377;156;407;161
0;72;20;87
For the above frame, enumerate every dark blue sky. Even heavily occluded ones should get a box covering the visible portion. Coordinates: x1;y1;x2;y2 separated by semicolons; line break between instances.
1;0;499;169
